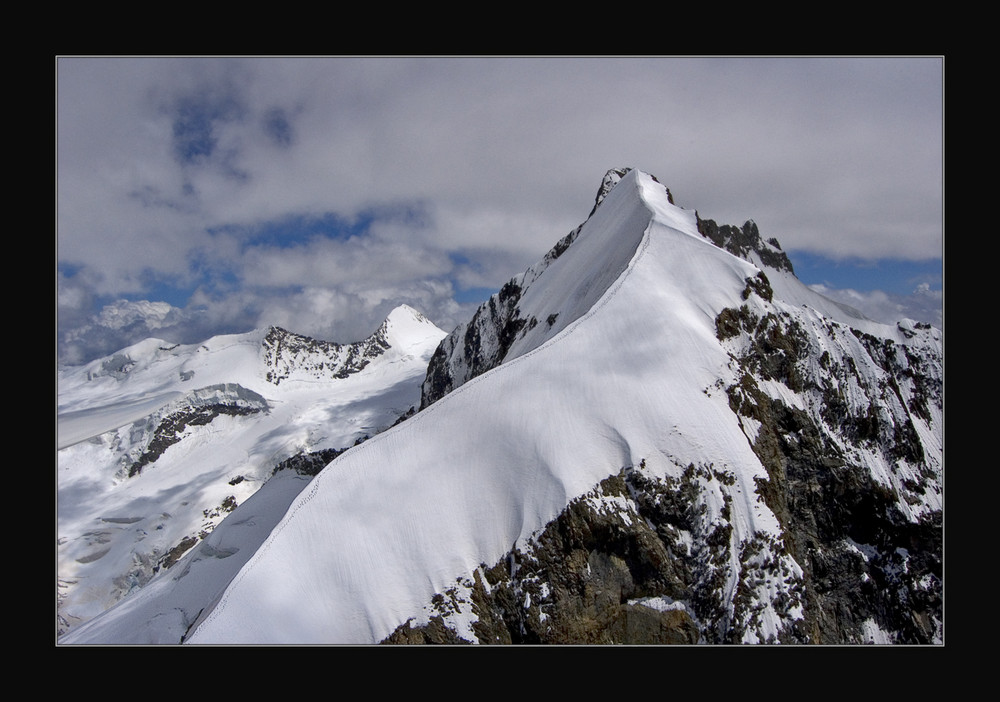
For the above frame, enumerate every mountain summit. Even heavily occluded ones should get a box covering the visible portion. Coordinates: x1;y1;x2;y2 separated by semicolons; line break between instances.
61;169;942;645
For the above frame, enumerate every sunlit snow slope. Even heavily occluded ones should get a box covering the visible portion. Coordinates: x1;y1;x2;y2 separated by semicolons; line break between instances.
185;170;807;643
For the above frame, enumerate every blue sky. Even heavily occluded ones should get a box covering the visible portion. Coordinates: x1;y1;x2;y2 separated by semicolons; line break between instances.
792;254;941;296
57;56;943;365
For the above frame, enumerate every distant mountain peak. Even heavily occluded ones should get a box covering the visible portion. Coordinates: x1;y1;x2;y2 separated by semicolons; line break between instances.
262;306;444;386
380;303;437;332
378;304;446;352
58;303;445;641
386;303;423;321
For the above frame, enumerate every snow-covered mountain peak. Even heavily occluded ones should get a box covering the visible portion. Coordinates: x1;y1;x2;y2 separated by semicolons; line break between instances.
592;167;674;215
421;167;695;407
61;167;942;647
377;304;448;352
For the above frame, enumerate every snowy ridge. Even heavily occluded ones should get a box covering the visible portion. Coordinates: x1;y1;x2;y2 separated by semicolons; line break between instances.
261;324;388;386
186;170;794;643
62;169;941;645
421;167;657;406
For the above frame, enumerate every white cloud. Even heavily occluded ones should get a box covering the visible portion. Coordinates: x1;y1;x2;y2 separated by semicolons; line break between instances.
94;299;181;330
808;283;942;328
59;299;191;366
57;56;943;363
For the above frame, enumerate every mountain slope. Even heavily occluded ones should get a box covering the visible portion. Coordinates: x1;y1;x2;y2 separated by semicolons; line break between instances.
63;169;941;645
57;305;445;638
421;167;666;407
177;169;940;645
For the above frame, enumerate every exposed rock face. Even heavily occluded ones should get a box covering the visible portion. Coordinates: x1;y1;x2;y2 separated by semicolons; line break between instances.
270;446;350;477
384;462;803;645
421;278;535;408
697;216;795;274
123;384;269;478
262;324;390;386
381;617;473;645
718;283;941;644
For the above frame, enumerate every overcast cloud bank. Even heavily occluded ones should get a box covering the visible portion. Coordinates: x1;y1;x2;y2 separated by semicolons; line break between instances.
57;57;943;365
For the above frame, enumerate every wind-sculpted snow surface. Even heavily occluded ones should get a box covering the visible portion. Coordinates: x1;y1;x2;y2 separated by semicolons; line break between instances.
188;170;811;644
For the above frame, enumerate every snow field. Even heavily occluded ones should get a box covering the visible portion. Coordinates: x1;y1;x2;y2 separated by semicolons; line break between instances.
58;306;446;639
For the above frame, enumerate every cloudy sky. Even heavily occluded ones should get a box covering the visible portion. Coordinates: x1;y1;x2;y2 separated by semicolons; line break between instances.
57;56;943;365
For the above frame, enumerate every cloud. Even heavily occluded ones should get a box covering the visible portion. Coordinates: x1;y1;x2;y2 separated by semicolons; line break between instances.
249;278;467;344
59;299;191;366
808;282;942;328
57;56;943;364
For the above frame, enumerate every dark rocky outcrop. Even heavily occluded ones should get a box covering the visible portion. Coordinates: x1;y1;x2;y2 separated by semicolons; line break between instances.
124;386;269;478
717;276;941;644
271;446;351;477
697;216;795;274
421;279;532;408
262;325;390;386
381;617;473;645
384;462;803;645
